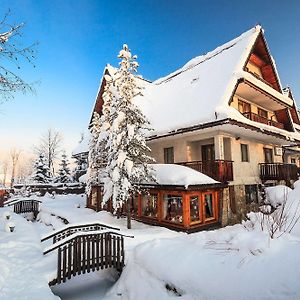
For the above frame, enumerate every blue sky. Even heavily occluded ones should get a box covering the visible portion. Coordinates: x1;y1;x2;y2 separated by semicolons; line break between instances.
1;0;300;157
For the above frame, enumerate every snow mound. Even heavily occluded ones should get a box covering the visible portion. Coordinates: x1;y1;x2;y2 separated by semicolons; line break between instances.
265;185;292;207
148;164;219;188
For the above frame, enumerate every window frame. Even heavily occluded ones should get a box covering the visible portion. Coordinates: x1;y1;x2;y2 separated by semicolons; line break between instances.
245;185;259;205
241;144;249;162
189;193;202;225
263;148;273;163
238;99;251;114
203;192;217;221
258;107;268;119
164;147;174;164
141;193;159;219
162;192;184;224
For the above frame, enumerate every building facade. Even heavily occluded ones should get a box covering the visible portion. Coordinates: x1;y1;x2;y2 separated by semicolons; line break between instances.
76;25;300;229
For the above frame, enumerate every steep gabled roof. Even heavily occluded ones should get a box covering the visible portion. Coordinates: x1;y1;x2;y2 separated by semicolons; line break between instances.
89;26;300;144
136;26;261;135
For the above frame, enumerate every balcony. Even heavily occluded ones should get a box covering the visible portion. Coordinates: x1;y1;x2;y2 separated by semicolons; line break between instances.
177;160;233;183
259;163;299;181
242;112;284;129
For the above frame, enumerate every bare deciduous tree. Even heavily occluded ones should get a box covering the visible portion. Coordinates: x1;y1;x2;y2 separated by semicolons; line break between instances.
1;159;8;185
10;148;21;188
34;129;62;176
15;156;34;184
0;10;37;102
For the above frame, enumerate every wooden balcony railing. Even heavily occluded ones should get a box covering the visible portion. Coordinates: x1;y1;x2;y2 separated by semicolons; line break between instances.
177;160;233;183
259;163;299;181
242;112;284;129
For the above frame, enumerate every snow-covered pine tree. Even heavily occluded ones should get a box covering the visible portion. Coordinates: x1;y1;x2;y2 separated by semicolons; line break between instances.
57;153;72;183
86;111;101;195
32;153;51;183
101;44;155;228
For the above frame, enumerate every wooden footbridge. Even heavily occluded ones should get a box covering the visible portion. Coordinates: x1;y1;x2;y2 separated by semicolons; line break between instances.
41;222;133;286
4;198;41;218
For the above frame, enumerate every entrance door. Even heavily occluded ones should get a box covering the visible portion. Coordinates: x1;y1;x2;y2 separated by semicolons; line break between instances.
202;144;215;161
202;144;215;177
264;148;273;163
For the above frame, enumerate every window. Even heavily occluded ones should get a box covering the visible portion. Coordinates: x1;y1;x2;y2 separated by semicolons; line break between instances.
204;193;214;219
264;148;273;163
291;158;296;164
91;189;97;206
141;194;158;218
190;196;200;223
245;185;258;204
164;147;174;163
241;144;249;162
238;100;251;114
163;194;183;223
258;108;268;119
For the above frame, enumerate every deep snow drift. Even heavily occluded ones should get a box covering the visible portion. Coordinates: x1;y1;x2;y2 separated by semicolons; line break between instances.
1;183;300;299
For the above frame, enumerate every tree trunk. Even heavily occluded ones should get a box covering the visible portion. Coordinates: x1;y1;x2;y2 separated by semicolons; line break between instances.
127;198;131;229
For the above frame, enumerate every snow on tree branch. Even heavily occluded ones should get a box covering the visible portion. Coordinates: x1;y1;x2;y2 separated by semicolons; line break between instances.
103;45;156;209
87;44;156;222
0;10;37;102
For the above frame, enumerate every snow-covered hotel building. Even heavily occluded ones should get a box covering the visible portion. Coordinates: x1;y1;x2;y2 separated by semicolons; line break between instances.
73;25;300;230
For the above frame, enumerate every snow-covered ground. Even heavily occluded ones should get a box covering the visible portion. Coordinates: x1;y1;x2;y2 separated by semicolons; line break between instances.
1;186;300;300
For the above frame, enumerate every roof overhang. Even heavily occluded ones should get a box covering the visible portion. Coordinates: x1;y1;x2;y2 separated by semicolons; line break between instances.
147;118;300;145
238;73;293;107
236;80;287;111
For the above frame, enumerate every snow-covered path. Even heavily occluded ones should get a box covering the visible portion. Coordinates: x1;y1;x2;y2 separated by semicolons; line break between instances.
0;209;58;300
1;189;300;299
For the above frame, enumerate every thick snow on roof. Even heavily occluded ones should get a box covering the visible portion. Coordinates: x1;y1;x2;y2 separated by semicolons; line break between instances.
148;164;219;188
78;164;218;188
136;26;260;136
72;132;90;156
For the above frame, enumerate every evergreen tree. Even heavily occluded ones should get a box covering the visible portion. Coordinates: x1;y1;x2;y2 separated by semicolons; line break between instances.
99;44;156;228
57;153;72;183
86;111;101;195
32;153;50;183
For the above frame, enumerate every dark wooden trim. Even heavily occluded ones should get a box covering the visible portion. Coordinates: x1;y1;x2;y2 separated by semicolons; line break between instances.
241;78;293;109
147;117;300;144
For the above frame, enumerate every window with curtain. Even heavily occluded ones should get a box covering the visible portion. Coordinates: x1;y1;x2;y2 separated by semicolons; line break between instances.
141;194;158;218
163;194;183;223
204;193;214;219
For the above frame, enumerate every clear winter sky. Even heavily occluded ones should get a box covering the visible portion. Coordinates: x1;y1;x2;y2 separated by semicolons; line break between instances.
1;0;300;159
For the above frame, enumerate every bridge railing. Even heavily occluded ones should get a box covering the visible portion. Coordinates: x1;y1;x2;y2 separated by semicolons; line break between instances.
44;230;133;286
4;199;41;217
41;222;122;244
